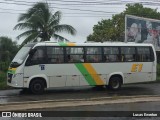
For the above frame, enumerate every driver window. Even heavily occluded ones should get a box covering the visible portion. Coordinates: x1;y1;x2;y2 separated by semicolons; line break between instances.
32;49;44;60
26;47;46;65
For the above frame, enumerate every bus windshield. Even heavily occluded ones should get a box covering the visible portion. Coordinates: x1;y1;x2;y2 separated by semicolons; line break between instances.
11;46;31;67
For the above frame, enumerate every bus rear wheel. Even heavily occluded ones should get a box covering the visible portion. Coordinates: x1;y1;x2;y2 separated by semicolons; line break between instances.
29;79;45;94
108;76;122;90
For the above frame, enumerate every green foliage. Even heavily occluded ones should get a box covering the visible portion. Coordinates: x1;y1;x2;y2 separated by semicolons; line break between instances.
0;62;9;71
0;71;9;89
0;36;19;63
87;3;160;42
0;36;18;89
14;2;76;45
157;64;160;81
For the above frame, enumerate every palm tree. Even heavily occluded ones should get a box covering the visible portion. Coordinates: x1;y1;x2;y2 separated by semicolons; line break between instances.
14;2;76;44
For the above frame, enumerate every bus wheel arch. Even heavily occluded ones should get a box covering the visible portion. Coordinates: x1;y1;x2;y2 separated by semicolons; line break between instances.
29;77;47;94
108;74;123;90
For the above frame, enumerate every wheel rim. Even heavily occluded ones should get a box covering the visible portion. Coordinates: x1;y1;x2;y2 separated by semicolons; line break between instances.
34;83;42;91
111;79;119;89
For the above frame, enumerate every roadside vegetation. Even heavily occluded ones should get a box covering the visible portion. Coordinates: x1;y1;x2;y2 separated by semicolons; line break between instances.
87;3;160;42
0;71;8;89
157;64;160;81
0;37;19;89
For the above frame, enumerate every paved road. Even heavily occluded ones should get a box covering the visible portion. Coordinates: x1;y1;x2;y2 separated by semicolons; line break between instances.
1;83;160;120
0;82;160;104
34;101;160;120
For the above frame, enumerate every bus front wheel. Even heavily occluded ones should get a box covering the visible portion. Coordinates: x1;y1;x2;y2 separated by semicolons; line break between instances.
108;76;122;90
29;79;45;94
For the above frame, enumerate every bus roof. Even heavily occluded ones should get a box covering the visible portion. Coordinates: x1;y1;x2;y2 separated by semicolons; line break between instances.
32;41;154;47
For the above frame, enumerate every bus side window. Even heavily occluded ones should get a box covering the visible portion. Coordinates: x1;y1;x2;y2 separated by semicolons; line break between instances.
67;55;73;63
136;47;152;62
66;47;84;63
46;47;64;64
105;55;110;62
120;47;136;62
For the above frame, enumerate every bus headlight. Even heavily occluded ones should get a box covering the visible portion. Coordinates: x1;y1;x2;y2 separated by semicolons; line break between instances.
13;73;23;78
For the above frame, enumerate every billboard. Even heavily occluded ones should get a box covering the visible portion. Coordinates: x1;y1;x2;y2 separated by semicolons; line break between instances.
125;15;160;51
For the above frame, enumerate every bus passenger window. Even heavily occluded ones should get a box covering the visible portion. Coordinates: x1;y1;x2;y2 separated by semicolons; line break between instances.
136;47;152;62
85;47;102;63
105;55;109;62
66;47;84;63
67;55;73;63
120;47;136;62
47;47;64;63
103;47;119;62
93;56;99;62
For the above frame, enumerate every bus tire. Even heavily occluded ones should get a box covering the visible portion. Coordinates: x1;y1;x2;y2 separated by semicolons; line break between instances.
108;76;122;90
29;79;45;94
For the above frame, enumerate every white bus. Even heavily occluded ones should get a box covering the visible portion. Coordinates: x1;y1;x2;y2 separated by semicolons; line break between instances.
7;42;157;94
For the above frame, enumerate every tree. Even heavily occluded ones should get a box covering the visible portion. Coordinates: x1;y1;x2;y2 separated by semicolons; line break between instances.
87;3;160;42
0;36;18;62
14;2;76;45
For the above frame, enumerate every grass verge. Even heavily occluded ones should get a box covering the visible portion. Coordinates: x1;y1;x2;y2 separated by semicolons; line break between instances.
0;71;10;89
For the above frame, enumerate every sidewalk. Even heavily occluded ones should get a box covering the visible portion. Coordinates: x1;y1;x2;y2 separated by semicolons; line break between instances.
0;95;160;111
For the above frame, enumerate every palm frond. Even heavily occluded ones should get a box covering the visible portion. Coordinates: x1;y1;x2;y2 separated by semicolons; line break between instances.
18;13;29;22
18;2;49;22
52;33;69;42
16;30;38;40
53;24;76;35
21;32;39;45
14;22;35;30
15;2;76;44
27;15;45;29
49;11;61;25
48;11;62;27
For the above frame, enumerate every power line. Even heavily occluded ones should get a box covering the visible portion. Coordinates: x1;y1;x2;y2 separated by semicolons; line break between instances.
0;0;160;15
0;11;114;17
4;0;128;4
0;8;25;12
0;1;118;14
4;0;160;6
0;1;31;6
0;11;21;14
1;0;160;9
0;7;117;15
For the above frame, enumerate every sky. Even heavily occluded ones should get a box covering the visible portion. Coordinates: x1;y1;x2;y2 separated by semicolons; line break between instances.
0;0;160;44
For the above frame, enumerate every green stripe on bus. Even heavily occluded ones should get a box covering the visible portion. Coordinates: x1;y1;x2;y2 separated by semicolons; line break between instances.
58;42;68;46
75;63;96;85
8;70;16;74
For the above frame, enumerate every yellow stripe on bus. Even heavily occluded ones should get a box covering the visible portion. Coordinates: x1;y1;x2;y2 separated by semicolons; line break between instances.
8;68;17;71
83;63;104;85
67;43;76;46
8;68;17;74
